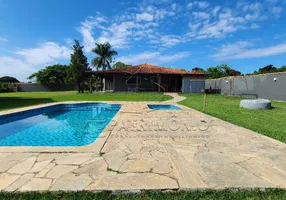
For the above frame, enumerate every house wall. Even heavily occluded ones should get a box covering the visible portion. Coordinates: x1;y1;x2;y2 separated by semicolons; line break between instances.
182;76;205;93
205;73;286;101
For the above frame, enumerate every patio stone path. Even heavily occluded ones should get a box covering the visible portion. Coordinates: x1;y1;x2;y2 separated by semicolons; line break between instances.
0;93;285;191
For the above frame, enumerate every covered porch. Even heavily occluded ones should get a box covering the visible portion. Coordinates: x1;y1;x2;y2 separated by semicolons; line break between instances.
87;73;182;92
86;64;206;93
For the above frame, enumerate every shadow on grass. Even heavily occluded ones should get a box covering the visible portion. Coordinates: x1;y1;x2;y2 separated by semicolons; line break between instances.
0;97;55;111
272;106;286;110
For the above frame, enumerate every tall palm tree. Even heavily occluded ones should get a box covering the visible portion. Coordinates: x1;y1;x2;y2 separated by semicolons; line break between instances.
91;42;118;71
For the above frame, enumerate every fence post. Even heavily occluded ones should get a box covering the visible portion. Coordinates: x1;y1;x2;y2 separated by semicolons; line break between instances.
203;93;207;112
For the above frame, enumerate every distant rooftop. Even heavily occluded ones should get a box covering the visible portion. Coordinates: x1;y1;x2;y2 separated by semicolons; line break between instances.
88;63;206;75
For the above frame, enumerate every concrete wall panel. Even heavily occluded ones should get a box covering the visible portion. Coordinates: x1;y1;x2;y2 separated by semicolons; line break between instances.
18;83;75;92
205;73;286;101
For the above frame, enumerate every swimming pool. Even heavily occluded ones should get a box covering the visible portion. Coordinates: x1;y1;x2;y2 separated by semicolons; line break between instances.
147;104;182;110
0;103;121;146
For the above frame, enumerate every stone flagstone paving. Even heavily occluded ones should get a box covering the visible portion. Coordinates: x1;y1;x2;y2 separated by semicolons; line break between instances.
0;93;285;191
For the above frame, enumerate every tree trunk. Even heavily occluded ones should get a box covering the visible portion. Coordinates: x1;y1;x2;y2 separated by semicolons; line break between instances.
78;82;80;93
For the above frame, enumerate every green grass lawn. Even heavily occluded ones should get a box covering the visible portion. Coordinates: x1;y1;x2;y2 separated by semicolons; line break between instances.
0;91;172;111
0;189;285;200
179;94;286;143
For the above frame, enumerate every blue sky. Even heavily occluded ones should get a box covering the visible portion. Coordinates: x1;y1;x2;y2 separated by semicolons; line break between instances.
0;0;286;81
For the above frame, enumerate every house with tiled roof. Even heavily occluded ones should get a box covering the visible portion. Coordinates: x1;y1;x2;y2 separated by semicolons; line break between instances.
87;64;206;93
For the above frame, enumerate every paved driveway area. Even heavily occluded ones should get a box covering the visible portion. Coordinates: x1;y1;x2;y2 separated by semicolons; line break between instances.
0;93;285;191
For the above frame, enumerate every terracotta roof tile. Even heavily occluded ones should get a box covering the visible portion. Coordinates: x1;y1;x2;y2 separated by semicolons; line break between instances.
89;63;206;75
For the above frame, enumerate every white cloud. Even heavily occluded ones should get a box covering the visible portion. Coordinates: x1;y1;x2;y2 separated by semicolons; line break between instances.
187;1;209;9
274;33;286;39
160;35;181;47
76;0;285;51
265;0;279;4
0;40;72;82
192;11;210;20
143;0;173;5
96;21;136;49
64;38;73;46
77;18;97;52
196;1;209;9
271;6;282;18
154;9;175;20
235;2;266;22
250;23;260;29
237;2;262;12
188;23;201;31
78;10;164;50
186;8;250;40
211;42;286;60
0;57;36;81
248;2;262;12
16;42;71;66
116;51;190;64
100;21;158;48
136;13;154;21
212;6;221;16
211;41;253;59
245;13;260;21
0;37;8;42
77;14;109;52
187;2;194;9
171;3;177;11
151;35;182;47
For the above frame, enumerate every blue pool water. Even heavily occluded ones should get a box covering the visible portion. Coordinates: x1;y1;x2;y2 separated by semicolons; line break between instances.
147;104;182;110
0;103;121;146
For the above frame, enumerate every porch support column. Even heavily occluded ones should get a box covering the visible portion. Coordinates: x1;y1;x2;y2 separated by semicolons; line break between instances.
113;74;115;92
95;76;98;92
100;77;103;91
89;77;92;93
136;75;139;92
158;74;161;92
103;77;106;91
175;76;178;92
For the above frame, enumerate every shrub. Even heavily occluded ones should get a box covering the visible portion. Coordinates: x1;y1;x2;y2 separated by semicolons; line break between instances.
0;82;18;93
0;76;19;83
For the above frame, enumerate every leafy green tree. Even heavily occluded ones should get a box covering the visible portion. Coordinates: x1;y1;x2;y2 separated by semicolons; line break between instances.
256;64;277;74
0;76;19;83
192;67;206;72
70;40;90;93
250;64;286;75
113;61;130;69
206;66;224;79
278;65;286;72
206;64;241;79
28;64;72;84
91;42;118;71
221;64;232;76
